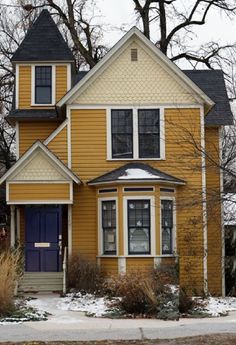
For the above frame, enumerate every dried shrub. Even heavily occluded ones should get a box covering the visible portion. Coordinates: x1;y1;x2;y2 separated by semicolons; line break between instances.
67;254;102;293
151;265;179;293
0;247;22;316
179;288;195;314
103;271;160;315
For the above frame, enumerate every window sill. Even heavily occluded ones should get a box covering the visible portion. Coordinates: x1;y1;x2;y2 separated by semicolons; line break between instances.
31;104;55;107
97;255;177;258
106;158;166;161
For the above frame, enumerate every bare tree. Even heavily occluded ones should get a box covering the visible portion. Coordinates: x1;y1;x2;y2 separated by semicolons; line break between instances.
132;1;236;71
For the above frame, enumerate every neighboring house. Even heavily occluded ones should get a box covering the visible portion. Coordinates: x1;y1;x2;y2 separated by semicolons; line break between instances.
224;194;236;295
0;10;233;295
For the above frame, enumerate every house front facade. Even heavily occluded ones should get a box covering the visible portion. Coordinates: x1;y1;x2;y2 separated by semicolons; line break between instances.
1;10;233;295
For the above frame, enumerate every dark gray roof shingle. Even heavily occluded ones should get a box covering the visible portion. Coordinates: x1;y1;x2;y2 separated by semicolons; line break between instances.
8;109;58;121
88;162;185;185
11;10;74;62
183;69;233;125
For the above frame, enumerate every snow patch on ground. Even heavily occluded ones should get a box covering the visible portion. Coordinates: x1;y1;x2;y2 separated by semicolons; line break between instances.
57;292;117;317
196;297;236;317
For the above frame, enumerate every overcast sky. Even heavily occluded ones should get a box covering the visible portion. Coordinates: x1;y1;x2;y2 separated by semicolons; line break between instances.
97;0;236;52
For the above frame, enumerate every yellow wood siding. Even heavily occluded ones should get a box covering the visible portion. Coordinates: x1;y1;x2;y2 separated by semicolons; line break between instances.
18;64;68;108
126;258;154;273
56;65;68;102
100;258;118;276
70;108;204;293
19;121;58;156
9;183;70;202
19;66;31;109
205;127;222;295
47;126;68;165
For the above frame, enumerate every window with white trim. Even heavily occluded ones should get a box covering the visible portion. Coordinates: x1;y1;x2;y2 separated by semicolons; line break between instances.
128;199;151;254
101;200;117;254
35;66;52;104
110;108;161;159
161;199;174;254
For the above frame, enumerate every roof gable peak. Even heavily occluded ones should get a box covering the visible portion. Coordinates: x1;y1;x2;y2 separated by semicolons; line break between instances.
57;26;214;108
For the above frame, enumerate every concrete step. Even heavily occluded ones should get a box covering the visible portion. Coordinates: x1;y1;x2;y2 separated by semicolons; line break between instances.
18;272;63;293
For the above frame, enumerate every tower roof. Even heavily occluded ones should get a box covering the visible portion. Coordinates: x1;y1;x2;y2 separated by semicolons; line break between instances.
11;9;74;62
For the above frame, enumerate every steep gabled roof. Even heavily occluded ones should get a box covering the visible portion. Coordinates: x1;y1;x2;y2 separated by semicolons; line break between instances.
57;27;214;109
184;70;233;126
88;163;185;186
11;10;74;62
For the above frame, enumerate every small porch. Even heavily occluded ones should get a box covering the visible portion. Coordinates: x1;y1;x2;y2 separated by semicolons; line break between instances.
0;141;80;292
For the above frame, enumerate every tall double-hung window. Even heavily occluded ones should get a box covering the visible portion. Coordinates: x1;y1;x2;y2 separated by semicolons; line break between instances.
35;66;52;104
111;109;161;159
101;200;117;254
127;199;151;254
161;199;174;255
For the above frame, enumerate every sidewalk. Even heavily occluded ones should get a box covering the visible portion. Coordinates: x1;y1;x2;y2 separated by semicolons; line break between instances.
0;294;236;342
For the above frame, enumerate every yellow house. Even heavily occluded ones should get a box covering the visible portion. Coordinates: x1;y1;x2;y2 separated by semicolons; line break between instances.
0;10;233;295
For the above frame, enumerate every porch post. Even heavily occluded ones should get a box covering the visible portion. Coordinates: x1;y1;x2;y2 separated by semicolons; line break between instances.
16;207;20;241
68;204;72;256
10;205;16;247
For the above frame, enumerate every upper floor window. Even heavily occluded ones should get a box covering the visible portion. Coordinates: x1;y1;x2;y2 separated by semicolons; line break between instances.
110;108;162;160
35;66;52;104
111;110;133;158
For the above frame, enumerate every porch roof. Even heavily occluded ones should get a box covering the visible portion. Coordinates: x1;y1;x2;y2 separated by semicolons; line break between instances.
0;141;81;185
87;163;185;186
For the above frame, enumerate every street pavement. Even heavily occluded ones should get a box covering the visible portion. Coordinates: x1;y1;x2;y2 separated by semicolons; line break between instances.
0;294;236;342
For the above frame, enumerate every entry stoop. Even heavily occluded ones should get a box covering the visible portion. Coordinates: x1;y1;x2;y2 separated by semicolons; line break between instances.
18;272;63;293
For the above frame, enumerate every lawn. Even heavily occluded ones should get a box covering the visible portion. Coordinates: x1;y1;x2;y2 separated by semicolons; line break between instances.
1;334;236;345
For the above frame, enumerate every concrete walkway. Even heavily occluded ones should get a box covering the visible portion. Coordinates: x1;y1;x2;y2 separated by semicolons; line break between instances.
0;294;236;342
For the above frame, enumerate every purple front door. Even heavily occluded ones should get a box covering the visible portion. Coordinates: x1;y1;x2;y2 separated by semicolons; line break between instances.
25;206;62;272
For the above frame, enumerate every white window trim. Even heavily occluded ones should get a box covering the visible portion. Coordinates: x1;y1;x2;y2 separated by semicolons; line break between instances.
107;106;165;161
31;64;56;106
160;196;176;256
98;197;118;256
123;195;156;256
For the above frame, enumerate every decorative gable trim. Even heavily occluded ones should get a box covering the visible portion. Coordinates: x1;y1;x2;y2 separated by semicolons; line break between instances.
57;27;214;109
0;140;80;185
44;119;68;145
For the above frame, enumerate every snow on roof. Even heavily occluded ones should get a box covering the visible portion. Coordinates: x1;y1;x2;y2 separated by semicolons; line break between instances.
118;168;160;180
224;193;236;226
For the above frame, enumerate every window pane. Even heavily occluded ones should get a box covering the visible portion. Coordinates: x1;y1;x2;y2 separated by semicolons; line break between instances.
162;227;172;254
138;109;160;158
128;200;150;254
35;66;52;104
104;228;116;253
35;86;52;104
102;200;116;254
111;110;133;158
161;200;173;254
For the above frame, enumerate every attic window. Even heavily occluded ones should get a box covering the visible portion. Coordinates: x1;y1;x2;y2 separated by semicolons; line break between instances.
131;48;138;62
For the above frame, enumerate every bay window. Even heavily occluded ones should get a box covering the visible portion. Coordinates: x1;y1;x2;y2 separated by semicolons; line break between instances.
161;199;174;255
101;200;117;254
128;199;151;254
